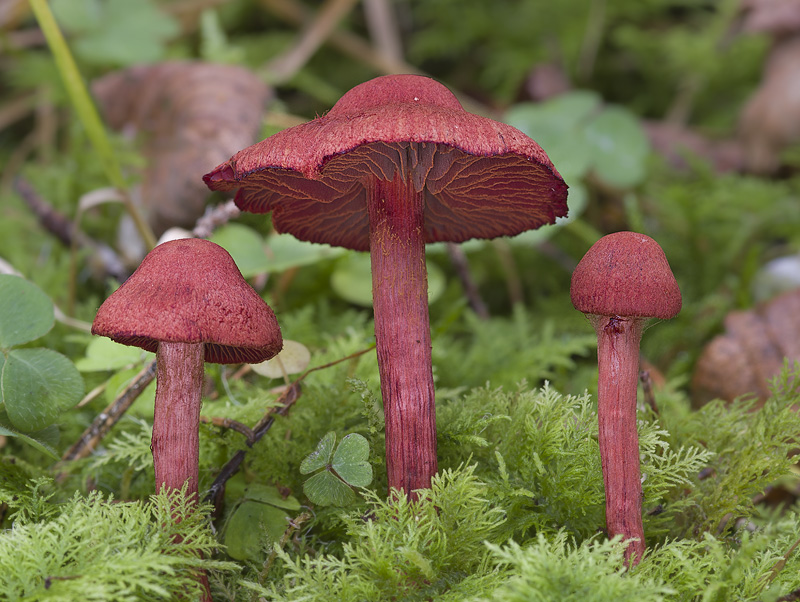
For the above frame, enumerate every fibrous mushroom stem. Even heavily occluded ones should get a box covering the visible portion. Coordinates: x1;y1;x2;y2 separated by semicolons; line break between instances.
152;341;205;500
590;314;646;566
368;174;437;499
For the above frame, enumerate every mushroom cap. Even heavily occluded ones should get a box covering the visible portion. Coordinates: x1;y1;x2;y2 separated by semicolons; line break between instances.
203;74;568;251
92;238;282;364
570;231;682;319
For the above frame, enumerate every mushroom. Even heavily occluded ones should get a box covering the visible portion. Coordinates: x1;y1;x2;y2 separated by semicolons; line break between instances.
570;231;681;565
92;238;283;500
203;74;567;498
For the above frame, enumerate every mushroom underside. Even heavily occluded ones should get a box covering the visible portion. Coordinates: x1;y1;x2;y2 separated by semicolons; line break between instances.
231;141;567;251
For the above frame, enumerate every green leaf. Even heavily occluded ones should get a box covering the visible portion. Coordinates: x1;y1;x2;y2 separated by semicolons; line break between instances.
299;431;336;474
1;348;84;432
75;337;151;372
263;233;346;273
51;0;179;66
0;275;55;349
0;413;60;460
331;252;445;307
331;433;372;487
584;106;650;189
504;91;601;183
302;469;356;507
300;433;373;506
224;500;296;561
210;223;270;278
243;483;301;511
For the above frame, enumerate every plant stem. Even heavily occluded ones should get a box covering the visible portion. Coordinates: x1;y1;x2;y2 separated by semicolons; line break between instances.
590;314;646;566
28;0;157;250
153;342;204;498
368;174;437;499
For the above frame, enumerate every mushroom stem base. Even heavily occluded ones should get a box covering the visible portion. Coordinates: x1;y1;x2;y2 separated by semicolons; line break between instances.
368;174;437;499
590;314;646;566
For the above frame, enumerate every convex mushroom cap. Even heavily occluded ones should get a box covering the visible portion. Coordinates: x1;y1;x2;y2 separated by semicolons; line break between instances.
203;74;568;250
92;238;282;363
570;231;682;320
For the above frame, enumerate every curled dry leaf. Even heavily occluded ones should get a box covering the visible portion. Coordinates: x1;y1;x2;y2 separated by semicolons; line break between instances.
738;0;800;174
93;61;270;236
740;0;800;36
692;287;800;405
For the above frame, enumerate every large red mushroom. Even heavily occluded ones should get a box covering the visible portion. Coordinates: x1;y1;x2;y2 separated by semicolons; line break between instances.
204;74;567;498
570;231;681;565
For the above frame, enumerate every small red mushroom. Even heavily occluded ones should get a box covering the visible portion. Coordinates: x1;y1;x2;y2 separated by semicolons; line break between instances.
203;74;567;498
92;238;283;499
570;231;681;566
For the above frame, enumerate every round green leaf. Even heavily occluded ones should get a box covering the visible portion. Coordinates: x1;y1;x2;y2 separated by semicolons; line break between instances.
0;412;59;460
264;233;346;273
584;106;650;189
1;348;84;432
75;337;151;372
0;275;55;349
210;223;270;278
504;91;601;182
224;500;294;561
302;469;356;507
331;253;445;307
331;433;372;487
244;483;301;511
299;431;336;474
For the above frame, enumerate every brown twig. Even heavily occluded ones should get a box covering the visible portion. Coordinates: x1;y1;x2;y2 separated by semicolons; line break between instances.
264;0;361;84
205;344;376;512
14;177;128;281
363;0;403;65
59;359;157;465
639;369;659;416
260;0;420;76
445;242;489;320
199;416;255;444
192;200;241;239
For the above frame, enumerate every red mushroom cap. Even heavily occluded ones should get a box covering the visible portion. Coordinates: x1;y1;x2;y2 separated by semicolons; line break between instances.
203;74;568;251
570;231;682;320
92;238;282;364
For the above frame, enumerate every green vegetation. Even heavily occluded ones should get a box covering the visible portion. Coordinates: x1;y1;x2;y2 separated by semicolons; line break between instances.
2;1;800;600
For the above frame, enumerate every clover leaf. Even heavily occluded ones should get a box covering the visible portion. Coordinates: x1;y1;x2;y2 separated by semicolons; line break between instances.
300;432;373;506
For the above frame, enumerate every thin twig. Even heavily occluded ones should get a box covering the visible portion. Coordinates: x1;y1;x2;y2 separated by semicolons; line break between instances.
363;0;403;64
639;369;659;416
260;0;420;76
265;0;361;84
199;416;255;444
14;177;128;282
192;200;241;239
58;359;157;465
205;344;376;511
445;242;489;320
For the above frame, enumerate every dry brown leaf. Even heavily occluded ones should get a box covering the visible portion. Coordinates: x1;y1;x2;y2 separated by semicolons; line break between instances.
93;61;270;236
692;288;800;405
740;0;800;35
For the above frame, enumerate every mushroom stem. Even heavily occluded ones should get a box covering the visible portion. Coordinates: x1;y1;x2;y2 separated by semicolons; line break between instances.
590;314;646;566
152;341;205;499
368;174;437;498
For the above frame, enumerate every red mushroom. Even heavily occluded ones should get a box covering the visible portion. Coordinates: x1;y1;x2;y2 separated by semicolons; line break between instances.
570;231;681;565
92;238;283;499
203;74;567;498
